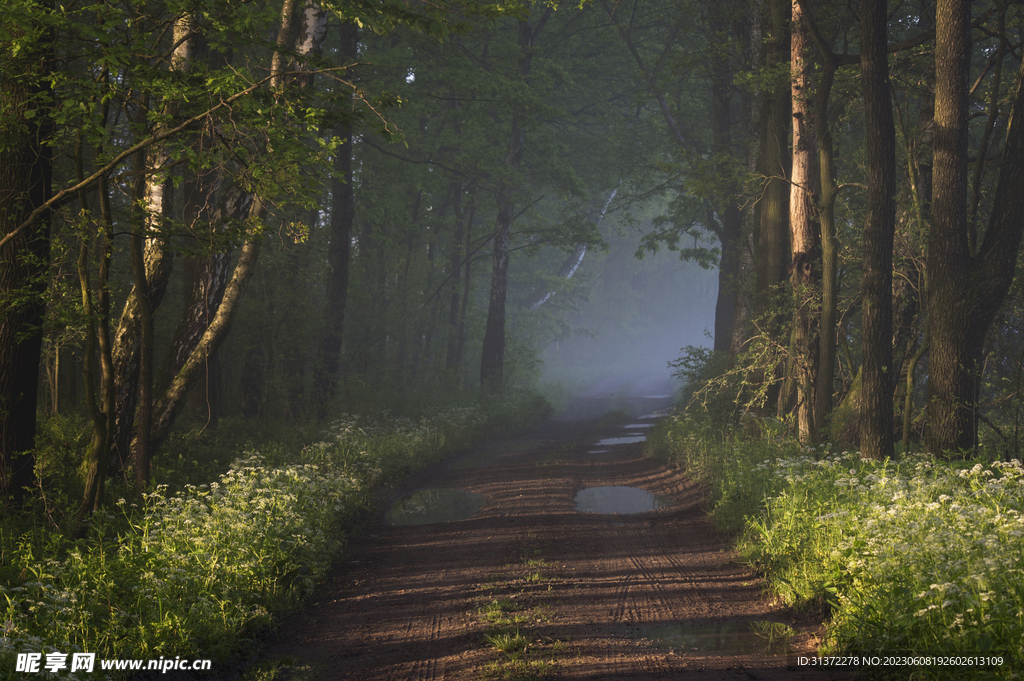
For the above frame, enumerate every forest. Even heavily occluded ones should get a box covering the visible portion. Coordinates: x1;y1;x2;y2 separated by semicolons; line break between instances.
2;0;1024;675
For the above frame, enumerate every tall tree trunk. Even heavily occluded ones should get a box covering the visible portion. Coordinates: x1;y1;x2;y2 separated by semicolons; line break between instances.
133;0;307;456
312;21;357;415
708;0;742;354
128;15;196;496
479;141;518;389
750;0;790;412
395;192;423;383
110;17;193;472
728;0;763;364
446;183;466;371
925;0;973;456
924;48;1024;455
455;201;475;382
789;0;820;444
78;171;115;515
0;17;53;499
859;0;897;460
795;0;840;437
130;130;154;498
480;18;534;390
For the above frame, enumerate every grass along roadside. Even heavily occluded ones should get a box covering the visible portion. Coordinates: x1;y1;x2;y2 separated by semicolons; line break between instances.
477;548;566;680
646;413;1024;678
1;390;550;679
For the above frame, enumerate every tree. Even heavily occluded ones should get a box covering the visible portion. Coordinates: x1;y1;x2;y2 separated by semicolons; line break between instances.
925;0;1024;456
749;0;791;413
0;2;53;499
480;16;537;390
312;21;358;414
859;0;896;460
788;0;821;444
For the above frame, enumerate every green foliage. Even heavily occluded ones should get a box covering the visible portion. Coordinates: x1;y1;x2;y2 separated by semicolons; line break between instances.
668;317;792;426
647;414;1024;677
0;391;549;676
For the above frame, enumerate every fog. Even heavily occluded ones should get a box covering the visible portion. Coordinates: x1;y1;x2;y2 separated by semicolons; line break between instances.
536;222;719;417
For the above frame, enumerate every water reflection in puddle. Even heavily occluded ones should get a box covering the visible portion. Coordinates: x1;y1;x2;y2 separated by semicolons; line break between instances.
623;423;653;429
633;621;796;656
575;486;673;514
596;435;646;445
387;488;486;525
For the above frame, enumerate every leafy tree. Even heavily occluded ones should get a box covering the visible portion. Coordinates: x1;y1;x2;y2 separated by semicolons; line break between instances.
0;0;54;499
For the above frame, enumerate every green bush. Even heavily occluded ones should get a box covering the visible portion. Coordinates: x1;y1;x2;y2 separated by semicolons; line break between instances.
647;413;1024;678
1;390;549;678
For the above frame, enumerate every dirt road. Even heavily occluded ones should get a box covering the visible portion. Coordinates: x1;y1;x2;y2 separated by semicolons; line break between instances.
256;411;852;680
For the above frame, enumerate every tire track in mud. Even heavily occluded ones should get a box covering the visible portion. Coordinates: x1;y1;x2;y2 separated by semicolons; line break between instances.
252;417;854;681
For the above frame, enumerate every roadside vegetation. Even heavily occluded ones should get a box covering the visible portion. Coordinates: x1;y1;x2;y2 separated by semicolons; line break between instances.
477;547;563;681
647;412;1024;678
0;391;549;678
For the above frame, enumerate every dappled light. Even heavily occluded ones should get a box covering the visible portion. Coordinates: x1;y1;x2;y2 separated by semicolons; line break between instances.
2;0;1023;677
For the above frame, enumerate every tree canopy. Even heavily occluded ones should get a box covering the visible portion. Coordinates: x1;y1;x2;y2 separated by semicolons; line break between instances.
4;0;1024;506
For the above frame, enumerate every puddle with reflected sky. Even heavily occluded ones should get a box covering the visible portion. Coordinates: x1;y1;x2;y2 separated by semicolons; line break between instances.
632;620;796;656
596;435;646;445
574;486;673;514
387;488;486;526
623;423;653;429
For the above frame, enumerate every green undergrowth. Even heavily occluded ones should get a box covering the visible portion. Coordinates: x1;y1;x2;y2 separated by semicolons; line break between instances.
1;389;550;679
647;413;1024;679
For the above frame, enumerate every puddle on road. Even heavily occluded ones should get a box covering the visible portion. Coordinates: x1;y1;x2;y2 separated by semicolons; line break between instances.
387;488;486;525
596;435;647;445
633;620;796;656
623;423;653;429
574;486;673;514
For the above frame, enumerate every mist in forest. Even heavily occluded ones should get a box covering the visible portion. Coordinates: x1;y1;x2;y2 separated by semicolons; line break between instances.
536;224;719;413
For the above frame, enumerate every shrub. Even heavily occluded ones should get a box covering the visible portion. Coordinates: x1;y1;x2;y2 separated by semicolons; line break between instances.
1;390;549;678
647;413;1024;678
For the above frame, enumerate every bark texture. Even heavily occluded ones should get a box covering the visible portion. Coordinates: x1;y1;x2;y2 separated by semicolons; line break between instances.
859;0;897;460
789;0;821;444
925;0;974;455
925;0;1024;456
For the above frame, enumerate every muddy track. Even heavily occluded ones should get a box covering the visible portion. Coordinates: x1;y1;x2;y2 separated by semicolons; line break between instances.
256;416;854;680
